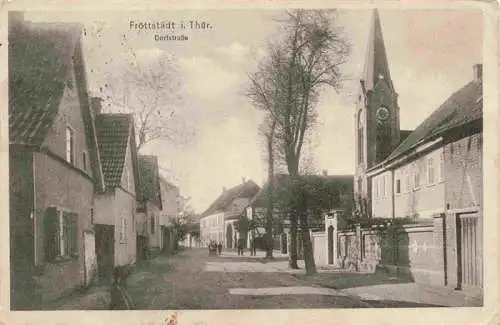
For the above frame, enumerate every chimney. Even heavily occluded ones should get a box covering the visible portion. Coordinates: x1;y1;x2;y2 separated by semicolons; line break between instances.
473;64;482;83
222;186;227;193
322;170;328;176
91;97;103;115
242;177;246;184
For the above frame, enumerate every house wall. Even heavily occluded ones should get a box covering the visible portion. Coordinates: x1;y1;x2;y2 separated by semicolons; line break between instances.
443;132;483;289
120;139;136;196
113;187;137;267
160;182;179;227
393;148;445;219
200;212;225;246
29;66;97;302
371;170;393;218
147;202;162;249
94;191;115;225
444;133;482;210
33;151;94;302
42;64;93;179
9;151;36;309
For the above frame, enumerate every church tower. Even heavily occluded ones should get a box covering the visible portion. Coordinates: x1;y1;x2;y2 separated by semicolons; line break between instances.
354;9;401;215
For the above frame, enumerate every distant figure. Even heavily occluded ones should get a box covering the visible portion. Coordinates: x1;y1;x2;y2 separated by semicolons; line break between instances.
251;238;257;256
237;239;244;256
217;241;223;255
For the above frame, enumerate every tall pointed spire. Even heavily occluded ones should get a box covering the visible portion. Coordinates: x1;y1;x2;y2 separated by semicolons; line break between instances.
361;9;395;93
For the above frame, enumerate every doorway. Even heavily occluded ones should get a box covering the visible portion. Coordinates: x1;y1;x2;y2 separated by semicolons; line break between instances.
456;212;482;290
95;225;115;284
226;223;233;248
328;226;334;264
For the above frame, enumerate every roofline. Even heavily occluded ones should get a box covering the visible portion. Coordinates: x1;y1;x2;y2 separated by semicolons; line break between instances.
366;136;443;177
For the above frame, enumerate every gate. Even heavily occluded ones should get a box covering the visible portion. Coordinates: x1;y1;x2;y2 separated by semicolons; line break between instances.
457;213;482;289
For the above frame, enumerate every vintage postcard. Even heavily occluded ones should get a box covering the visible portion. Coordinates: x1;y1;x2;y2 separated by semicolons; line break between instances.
0;0;499;324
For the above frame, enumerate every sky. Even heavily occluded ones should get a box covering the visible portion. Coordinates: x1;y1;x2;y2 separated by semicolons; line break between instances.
26;9;483;213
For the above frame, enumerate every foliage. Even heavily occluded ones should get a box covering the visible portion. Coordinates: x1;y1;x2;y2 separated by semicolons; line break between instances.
83;23;192;152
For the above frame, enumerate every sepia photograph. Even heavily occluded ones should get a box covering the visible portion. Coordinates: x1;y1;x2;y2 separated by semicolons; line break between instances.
6;4;490;318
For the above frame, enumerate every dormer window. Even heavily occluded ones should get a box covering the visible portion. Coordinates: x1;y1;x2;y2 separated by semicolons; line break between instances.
65;127;74;164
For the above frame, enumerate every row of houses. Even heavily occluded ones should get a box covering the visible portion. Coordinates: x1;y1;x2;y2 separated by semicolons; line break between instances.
199;173;354;251
8;13;182;310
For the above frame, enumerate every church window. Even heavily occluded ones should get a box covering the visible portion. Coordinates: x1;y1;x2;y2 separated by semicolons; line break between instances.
427;157;436;185
374;178;379;198
357;111;364;164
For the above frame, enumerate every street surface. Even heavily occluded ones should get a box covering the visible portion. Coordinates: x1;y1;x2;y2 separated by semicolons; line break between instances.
54;248;482;310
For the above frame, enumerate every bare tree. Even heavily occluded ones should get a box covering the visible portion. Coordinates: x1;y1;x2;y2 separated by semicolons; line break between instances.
247;9;350;274
83;23;189;152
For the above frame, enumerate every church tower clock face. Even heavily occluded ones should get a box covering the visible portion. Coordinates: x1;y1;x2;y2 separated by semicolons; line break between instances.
376;106;390;123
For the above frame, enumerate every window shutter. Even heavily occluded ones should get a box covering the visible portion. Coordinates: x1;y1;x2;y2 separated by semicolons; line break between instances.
44;207;60;262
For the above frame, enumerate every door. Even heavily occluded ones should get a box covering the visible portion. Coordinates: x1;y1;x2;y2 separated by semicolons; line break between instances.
457;213;482;289
328;226;334;264
95;225;115;284
226;224;233;249
83;231;97;286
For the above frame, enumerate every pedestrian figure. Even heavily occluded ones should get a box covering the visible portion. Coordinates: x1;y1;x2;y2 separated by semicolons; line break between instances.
249;238;255;256
217;241;222;255
109;266;134;310
251;238;257;256
237;239;244;256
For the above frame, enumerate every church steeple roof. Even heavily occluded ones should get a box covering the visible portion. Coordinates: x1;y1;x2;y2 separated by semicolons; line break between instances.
361;9;395;93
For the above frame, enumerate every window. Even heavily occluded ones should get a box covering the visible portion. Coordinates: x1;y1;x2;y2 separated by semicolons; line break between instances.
413;163;420;189
82;152;88;171
374;178;379;198
44;208;78;261
381;176;386;198
395;172;401;195
151;216;155;234
427;157;435;185
357;111;364;164
65;127;74;164
120;218;127;242
439;152;444;182
405;168;411;192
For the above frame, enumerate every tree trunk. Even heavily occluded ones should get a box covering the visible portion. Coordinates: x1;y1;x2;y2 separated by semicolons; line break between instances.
287;164;300;269
289;213;299;269
265;126;275;259
299;212;317;275
297;177;317;275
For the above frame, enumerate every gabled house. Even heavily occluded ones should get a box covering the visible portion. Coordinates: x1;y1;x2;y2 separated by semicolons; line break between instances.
136;155;163;259
200;179;260;248
159;177;181;253
93;109;139;282
9;12;105;309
